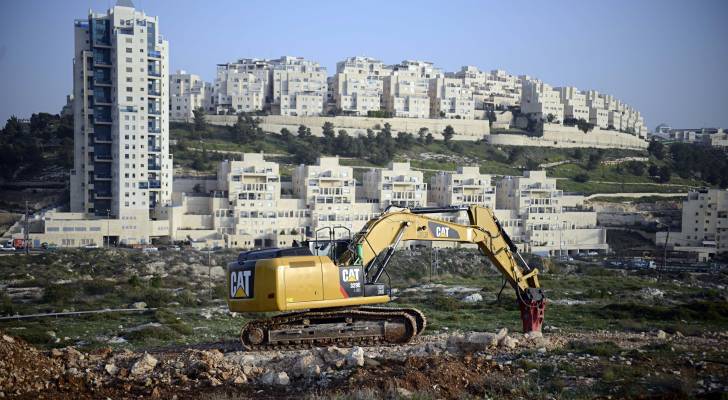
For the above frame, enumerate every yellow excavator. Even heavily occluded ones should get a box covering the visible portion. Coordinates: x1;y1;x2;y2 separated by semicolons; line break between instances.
226;205;545;350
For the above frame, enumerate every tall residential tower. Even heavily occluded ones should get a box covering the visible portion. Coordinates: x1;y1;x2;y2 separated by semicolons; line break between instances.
70;1;172;220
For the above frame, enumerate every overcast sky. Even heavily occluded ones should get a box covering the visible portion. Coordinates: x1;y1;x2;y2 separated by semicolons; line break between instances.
1;0;727;130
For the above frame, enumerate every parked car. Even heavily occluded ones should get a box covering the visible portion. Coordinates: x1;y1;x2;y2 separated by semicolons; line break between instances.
83;243;100;249
142;247;159;254
0;246;15;252
169;245;181;251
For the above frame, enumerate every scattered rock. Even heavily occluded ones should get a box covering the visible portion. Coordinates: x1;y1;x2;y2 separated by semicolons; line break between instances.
346;346;365;367
261;371;290;386
499;336;519;349
396;387;414;398
461;293;483;303
130;353;158;376
657;330;668;340
104;363;118;376
459;332;497;352
131;302;147;309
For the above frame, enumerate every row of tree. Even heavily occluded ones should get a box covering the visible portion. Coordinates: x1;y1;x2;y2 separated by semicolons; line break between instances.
0;113;74;180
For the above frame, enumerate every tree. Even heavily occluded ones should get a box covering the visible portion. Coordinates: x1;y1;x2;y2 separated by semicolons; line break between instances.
396;131;415;147
280;128;292;141
648;164;660;177
417;127;429;144
193;107;206;132
658;165;672;183
648;140;665;160
625;161;645;176
297;124;312;140
525;159;540;171
442;125;455;144
425;132;434;145
572;148;584;160
546;113;555;123
322;122;335;153
2;116;23;136
573;173;590;183
586;153;602;170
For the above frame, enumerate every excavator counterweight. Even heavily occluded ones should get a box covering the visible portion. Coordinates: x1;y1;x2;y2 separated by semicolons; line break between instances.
227;205;546;350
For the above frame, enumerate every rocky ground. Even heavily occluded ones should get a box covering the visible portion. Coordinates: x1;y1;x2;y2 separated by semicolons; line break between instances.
2;325;727;399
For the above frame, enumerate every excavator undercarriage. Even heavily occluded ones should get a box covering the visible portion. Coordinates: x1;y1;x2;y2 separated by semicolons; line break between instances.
227;205;546;350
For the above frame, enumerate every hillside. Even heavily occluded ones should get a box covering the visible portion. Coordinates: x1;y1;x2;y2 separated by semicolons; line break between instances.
170;118;718;195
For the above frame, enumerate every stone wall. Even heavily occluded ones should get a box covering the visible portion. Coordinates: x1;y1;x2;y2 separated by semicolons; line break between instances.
486;125;647;150
206;115;490;141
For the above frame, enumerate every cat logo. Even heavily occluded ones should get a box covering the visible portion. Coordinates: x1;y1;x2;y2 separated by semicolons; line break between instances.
230;270;253;299
341;268;360;283
428;221;460;239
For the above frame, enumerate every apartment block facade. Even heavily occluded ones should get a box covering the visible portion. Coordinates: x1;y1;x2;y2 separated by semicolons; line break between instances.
332;57;391;115
69;3;172;221
496;171;607;255
212;59;269;114
520;80;564;122
429;77;475;119
170;70;212;120
361;162;427;209
656;188;728;259
383;61;443;118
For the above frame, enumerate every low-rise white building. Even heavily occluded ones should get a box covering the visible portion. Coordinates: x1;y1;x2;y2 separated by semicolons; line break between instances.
273;56;328;116
170;70;212;121
332;56;391;116
496;170;607;256
362;162;427;209
383;60;442;119
520;79;564;122
429;77;475;119
656;188;728;260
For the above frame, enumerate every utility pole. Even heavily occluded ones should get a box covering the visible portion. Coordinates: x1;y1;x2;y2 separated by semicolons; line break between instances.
24;201;30;255
208;248;212;300
106;209;110;248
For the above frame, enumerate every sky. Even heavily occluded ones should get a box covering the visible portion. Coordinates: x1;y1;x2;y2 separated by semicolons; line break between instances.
1;0;727;130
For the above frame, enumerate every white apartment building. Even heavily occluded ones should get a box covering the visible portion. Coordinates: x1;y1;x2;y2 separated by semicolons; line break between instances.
584;90;609;128
656;189;728;260
430;166;495;209
383;60;443;118
212;59;269;114
496;171;607;256
454;67;521;110
557;86;590;122
69;2;172;223
361;162;427;209
332;57;391;115
520;79;564;122
429;77;475;119
170;70;212;120
272;56;327;116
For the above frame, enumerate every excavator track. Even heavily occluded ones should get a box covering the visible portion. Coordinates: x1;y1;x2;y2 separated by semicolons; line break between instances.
239;307;422;351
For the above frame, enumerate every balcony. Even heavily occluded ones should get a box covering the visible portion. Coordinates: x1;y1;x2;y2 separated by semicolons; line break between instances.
148;164;161;171
94;154;112;162
94;135;112;143
148;109;161;115
148;126;161;134
93;58;111;67
148;50;161;59
95;191;112;199
148;146;161;152
148;70;161;78
148;180;161;189
94;173;111;181
148;88;161;96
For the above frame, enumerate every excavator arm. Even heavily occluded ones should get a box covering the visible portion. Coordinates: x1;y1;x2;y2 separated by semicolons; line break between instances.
337;205;546;332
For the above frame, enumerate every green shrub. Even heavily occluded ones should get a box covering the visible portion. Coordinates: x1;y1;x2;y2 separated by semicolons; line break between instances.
42;284;75;304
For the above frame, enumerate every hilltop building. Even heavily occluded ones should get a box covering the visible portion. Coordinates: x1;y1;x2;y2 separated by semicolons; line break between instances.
331;57;391;116
170;70;212;120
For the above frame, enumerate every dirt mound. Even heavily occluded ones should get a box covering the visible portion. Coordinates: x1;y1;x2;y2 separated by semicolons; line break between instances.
0;332;63;397
349;355;494;398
